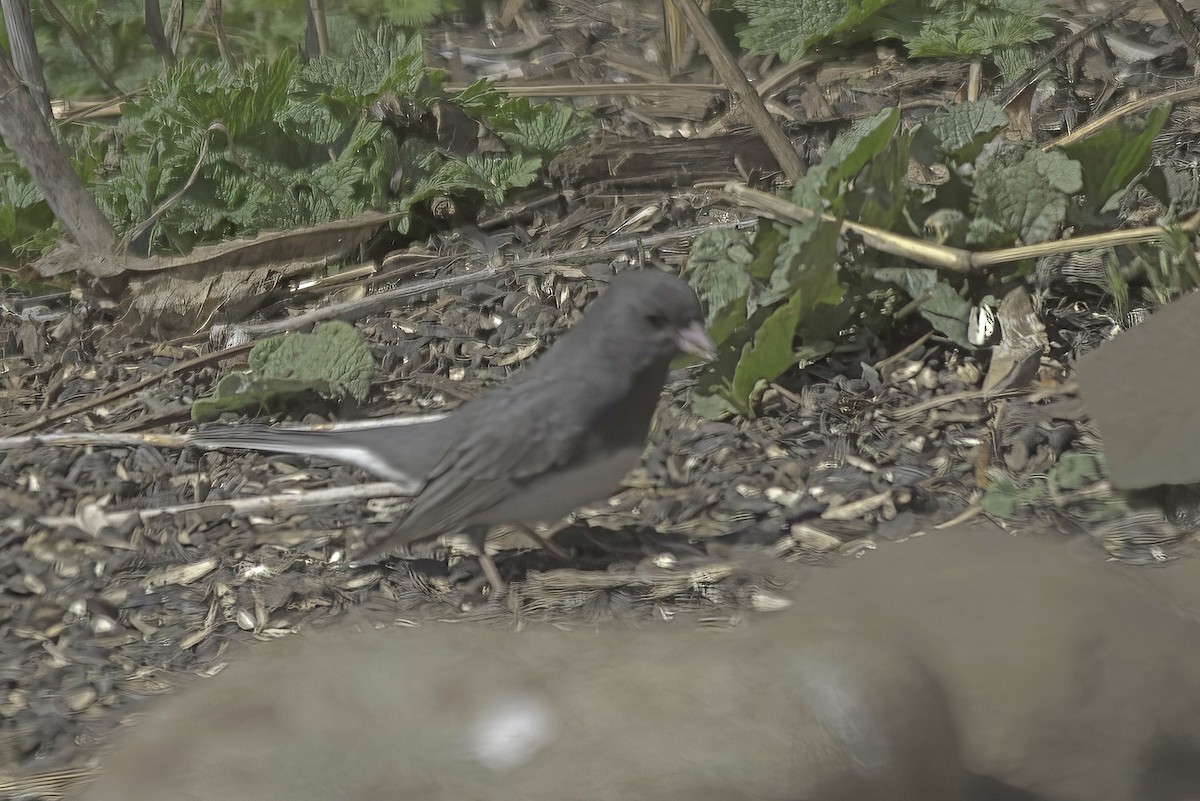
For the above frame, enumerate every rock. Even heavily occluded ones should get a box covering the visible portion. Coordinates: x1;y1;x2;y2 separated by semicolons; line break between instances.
1075;291;1200;489
75;522;1200;801
76;605;966;801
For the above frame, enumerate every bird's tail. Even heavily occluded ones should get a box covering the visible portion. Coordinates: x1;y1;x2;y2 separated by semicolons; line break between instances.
187;423;430;485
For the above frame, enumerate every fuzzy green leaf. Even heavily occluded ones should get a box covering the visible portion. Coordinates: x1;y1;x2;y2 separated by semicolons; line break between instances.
192;320;374;419
246;319;373;402
687;229;755;337
967;145;1082;247
192;319;373;420
912;100;1007;164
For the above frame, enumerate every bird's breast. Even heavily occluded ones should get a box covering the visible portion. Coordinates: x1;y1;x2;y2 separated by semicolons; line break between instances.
474;445;645;527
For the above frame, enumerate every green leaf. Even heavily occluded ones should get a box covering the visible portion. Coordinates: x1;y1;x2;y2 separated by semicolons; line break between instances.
766;218;842;307
689;193;846;417
967;144;1082;247
992;45;1039;83
453;81;507;118
844;133;911;229
296;28;429;106
1050;451;1104;490
874;266;974;347
1062;103;1171;216
421;154;541;205
798;107;901;206
65;21;588;259
248;320;374;399
190;374;340;420
982;471;1048;518
730;291;806;410
689;388;740;420
380;0;443;27
747;224;786;281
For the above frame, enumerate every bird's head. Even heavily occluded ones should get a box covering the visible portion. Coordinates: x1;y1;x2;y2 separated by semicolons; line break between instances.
596;270;716;363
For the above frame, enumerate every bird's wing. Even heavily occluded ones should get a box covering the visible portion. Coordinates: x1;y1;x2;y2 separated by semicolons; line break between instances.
382;378;608;546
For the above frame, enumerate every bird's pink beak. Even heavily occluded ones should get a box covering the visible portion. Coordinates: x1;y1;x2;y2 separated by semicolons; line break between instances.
675;321;717;361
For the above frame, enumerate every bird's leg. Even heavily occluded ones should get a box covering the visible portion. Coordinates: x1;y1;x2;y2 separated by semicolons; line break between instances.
475;551;506;597
446;525;506;598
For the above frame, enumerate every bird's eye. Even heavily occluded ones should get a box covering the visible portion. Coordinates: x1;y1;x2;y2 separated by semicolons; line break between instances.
647;313;668;327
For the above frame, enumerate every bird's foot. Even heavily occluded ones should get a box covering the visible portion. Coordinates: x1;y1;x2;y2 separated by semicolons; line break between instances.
447;552;507;604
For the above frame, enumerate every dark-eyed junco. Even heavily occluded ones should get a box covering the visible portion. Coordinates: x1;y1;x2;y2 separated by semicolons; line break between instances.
189;269;715;590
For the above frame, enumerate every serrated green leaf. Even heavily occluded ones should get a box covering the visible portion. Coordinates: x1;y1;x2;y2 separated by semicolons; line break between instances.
296;29;428;106
736;0;895;62
428;154;542;204
192;320;374;420
380;0;443;28
310;159;371;217
62;21;586;259
790;170;826;211
876;0;1051;59
0;154;62;258
1050;451;1104;490
992;45;1039;83
454;81;506;118
490;100;591;159
0;173;42;209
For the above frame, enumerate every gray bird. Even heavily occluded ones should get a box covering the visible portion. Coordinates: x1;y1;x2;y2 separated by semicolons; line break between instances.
189;269;715;591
